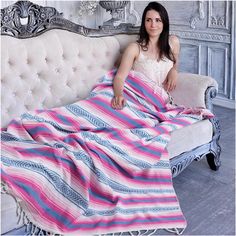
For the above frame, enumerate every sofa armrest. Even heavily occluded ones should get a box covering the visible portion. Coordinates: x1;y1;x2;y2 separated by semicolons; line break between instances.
170;72;218;110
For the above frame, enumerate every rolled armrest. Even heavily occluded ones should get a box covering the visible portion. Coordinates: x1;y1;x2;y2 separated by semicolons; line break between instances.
170;72;218;109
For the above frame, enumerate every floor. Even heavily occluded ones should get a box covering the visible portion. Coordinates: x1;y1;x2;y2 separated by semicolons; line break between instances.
171;105;235;235
3;105;235;236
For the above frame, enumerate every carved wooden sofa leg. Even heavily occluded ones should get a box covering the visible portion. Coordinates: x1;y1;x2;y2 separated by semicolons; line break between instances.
206;117;221;171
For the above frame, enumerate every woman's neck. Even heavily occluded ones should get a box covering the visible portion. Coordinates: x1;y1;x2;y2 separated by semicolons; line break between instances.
148;38;159;53
148;36;159;46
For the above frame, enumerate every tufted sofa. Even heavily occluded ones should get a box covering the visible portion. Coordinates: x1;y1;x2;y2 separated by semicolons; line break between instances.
1;1;221;234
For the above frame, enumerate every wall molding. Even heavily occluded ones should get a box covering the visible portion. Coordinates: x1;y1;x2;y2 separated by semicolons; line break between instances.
213;97;235;109
207;47;228;97
170;30;231;44
190;0;205;29
208;0;229;29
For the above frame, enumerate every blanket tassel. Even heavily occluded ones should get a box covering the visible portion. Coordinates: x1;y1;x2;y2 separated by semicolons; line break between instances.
2;182;61;236
165;228;186;235
98;228;186;236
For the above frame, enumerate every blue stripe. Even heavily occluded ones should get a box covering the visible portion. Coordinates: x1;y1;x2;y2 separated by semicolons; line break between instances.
126;77;166;112
66;104;110;128
21;113;75;134
91;97;143;128
108;129;164;156
1;156;88;209
3;172;73;225
27;126;52;136
74;151;173;194
90;147;169;182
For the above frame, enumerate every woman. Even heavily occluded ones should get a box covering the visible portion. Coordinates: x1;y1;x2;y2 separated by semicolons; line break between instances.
111;1;179;109
1;2;213;235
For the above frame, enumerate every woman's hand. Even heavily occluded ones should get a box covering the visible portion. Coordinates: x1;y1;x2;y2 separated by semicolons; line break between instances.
162;67;178;92
111;96;126;109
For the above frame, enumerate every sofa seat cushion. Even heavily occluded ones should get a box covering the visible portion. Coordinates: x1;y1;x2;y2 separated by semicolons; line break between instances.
168;119;213;158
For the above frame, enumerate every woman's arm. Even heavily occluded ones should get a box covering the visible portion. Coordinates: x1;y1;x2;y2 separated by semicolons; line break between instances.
162;35;180;92
111;43;139;109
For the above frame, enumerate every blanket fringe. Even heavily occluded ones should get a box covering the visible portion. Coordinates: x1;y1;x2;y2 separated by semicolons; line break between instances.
97;228;185;236
3;182;185;236
1;181;9;193
165;228;186;235
1;181;62;236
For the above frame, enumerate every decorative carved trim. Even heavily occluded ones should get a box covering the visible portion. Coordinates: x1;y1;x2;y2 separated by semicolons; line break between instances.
0;1;62;38
170;116;221;177
1;1;231;43
190;0;205;29
205;86;217;111
170;30;231;44
170;145;210;177
0;1;139;38
126;1;141;25
206;117;221;170
208;1;229;29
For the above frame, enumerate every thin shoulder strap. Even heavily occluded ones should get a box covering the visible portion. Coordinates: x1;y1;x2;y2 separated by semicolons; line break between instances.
135;42;142;56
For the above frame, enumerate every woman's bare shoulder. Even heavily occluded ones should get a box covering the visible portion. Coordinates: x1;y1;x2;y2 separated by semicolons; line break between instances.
126;42;140;52
169;35;180;47
123;42;140;58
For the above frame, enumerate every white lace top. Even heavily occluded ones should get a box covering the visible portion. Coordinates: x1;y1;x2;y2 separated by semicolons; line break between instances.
132;50;173;93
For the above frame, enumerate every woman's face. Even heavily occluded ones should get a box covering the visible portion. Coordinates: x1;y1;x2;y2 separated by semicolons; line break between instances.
145;10;163;38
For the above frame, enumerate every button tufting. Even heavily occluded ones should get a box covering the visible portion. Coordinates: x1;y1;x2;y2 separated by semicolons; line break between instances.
8;60;13;66
55;68;60;73
25;104;30;110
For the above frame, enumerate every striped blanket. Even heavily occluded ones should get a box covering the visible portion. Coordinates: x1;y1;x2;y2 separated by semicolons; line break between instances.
1;70;213;235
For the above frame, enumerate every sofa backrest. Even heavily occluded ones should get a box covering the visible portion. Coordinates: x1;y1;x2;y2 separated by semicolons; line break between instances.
1;29;137;127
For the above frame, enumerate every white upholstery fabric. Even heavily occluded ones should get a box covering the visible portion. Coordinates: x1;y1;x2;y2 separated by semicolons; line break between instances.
1;29;216;234
168;119;212;158
1;30;137;128
1;30;216;127
171;73;218;108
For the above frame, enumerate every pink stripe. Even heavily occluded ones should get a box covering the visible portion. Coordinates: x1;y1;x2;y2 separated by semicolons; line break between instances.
126;73;167;108
2;174;76;231
4;174;184;233
73;214;186;232
88;185;178;207
12;146;87;189
88;95;153;128
46;109;83;129
78;142;171;186
107;129;165;159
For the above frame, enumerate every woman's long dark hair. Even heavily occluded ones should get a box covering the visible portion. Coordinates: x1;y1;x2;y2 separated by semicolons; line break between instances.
137;2;174;62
